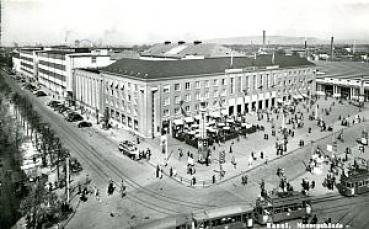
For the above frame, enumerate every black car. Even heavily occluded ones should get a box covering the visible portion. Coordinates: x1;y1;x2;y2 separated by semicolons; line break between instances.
47;100;62;108
33;90;47;97
66;113;83;122
78;121;92;128
58;106;71;114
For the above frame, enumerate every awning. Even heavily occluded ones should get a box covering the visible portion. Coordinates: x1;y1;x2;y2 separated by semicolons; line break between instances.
184;117;194;123
316;91;325;96
191;124;199;128
217;123;225;127
173;119;184;126
226;118;235;123
223;126;230;130
210;111;221;118
333;93;341;98
277;99;283;104
352;95;359;101
301;93;308;98
221;109;228;116
194;115;201;120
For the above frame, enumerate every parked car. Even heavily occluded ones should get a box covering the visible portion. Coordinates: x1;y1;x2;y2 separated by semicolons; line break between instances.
78;121;92;128
33;90;47;97
66;112;83;122
47;100;62;108
118;140;139;160
58;106;71;114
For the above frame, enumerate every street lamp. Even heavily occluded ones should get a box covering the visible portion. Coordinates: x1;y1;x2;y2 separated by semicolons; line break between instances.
198;100;208;164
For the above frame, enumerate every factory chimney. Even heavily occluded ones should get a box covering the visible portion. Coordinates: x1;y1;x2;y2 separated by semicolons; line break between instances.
330;36;334;61
304;40;307;49
263;30;266;46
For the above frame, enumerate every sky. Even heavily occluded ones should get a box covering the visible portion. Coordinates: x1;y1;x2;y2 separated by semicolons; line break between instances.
1;0;369;46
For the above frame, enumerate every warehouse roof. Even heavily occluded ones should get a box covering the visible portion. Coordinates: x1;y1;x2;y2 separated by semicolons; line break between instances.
101;54;314;80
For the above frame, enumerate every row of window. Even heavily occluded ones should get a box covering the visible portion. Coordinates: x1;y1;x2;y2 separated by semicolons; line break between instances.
107;98;138;115
21;67;33;75
164;72;311;94
39;60;66;71
39;75;66;89
20;61;34;70
109;108;139;131
163;100;225;117
38;52;66;60
38;68;66;81
20;55;33;62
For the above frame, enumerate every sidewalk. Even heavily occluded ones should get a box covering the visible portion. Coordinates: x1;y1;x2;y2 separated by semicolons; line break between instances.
72;97;369;188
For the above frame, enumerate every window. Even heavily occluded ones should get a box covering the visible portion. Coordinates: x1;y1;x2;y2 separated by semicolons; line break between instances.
213;89;219;97
121;114;126;124
91;56;96;63
174;83;181;91
195;81;200;89
111;89;114;96
174;107;180;114
213;100;218;106
134;120;139;131
164;97;170;106
175;96;181;104
253;75;257;89
185;106;190;112
258;75;263;89
221;88;226;96
128;95;131;102
127;83;131;89
111;108;115;119
238;76;242;92
221;78;226;85
195;92;200;100
205;80;210;87
121;100;125;109
185;94;191;102
195;104;199;110
163;85;170;93
204;91;210;99
213;79;219;86
116;111;120;120
134;84;138;91
163;109;170;117
230;77;235;94
245;75;249;89
185;82;191;90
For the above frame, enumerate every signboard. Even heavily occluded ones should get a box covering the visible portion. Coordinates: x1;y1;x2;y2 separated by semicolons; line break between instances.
219;150;226;164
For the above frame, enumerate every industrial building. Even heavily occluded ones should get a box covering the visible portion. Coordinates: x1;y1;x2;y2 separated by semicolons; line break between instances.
19;47;43;80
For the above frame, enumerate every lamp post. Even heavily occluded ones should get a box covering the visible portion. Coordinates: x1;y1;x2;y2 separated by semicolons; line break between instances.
198;101;208;164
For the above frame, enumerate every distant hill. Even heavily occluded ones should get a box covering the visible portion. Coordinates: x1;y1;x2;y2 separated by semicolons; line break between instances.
205;36;369;45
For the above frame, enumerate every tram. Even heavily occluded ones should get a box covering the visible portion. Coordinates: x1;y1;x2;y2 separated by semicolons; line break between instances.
255;191;311;224
339;167;369;197
135;214;191;229
192;204;254;229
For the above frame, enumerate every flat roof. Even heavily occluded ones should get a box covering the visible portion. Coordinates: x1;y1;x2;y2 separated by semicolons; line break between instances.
101;54;314;80
314;61;369;79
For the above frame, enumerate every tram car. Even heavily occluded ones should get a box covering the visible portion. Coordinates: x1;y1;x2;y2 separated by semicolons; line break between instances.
192;204;254;229
255;191;311;224
134;214;191;229
339;168;369;197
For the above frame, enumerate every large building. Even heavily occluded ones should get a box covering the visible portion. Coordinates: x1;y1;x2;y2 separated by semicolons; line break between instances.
19;47;43;81
74;54;316;138
37;48;113;100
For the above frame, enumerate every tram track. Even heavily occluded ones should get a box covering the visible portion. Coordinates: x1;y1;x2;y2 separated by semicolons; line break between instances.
3;73;216;215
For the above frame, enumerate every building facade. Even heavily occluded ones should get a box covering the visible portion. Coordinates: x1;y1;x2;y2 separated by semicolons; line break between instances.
37;49;113;100
73;55;316;138
19;48;43;81
316;77;369;101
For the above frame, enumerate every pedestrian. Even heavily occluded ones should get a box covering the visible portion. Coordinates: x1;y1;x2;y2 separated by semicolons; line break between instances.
212;174;216;184
231;155;237;169
260;151;264;159
156;164;160;178
159;167;163;179
169;167;173;177
192;176;196;186
248;156;253;166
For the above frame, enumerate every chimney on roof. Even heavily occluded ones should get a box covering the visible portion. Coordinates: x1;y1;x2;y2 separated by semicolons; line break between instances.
262;30;266;46
330;36;334;61
164;41;171;45
178;41;186;45
193;40;202;45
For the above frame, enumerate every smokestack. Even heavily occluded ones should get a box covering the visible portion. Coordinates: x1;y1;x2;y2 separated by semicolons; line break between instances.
263;30;266;46
304;40;307;49
330;36;334;61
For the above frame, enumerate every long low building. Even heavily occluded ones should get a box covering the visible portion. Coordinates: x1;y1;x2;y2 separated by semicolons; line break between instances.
74;54;316;138
316;77;369;101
